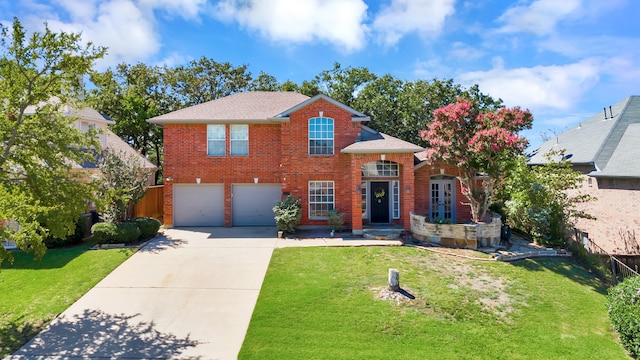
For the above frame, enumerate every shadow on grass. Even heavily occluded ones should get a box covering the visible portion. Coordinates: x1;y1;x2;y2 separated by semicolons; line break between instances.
0;243;91;270
508;257;608;295
0;316;48;358
10;309;202;359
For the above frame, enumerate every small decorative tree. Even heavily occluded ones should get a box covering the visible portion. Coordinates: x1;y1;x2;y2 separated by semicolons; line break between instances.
273;195;302;233
97;149;152;223
420;98;533;223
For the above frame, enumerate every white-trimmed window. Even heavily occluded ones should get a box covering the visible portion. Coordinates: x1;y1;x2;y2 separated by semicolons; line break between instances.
392;180;400;219
361;181;367;219
308;117;334;155
207;124;225;156
230;124;248;156
309;181;334;218
361;161;399;177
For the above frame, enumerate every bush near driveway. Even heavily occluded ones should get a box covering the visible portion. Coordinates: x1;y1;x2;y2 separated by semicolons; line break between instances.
90;217;160;244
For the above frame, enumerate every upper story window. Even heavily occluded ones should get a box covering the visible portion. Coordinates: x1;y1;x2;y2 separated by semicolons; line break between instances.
207;124;226;156
230;124;248;156
309;117;334;155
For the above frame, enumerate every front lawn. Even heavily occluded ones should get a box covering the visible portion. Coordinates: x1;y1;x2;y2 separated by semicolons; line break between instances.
0;244;135;357
240;247;629;359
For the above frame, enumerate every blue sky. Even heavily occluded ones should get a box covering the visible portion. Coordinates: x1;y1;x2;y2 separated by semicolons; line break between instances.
2;0;639;146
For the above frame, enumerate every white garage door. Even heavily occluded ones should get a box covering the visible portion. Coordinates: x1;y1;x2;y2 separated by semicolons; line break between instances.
173;184;224;227
232;184;281;226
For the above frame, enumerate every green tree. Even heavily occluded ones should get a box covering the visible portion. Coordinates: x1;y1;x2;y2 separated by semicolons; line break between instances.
0;18;105;263
311;62;377;107
88;63;167;184
355;77;502;147
97;150;152;223
499;150;595;245
166;56;252;106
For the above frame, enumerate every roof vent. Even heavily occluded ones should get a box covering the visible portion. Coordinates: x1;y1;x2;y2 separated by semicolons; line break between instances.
603;107;608;120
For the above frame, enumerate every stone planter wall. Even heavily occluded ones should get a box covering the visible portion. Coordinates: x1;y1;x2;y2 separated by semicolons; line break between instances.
410;212;501;249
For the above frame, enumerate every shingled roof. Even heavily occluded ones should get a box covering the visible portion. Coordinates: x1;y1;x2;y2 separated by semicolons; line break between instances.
528;95;640;178
341;125;424;154
148;91;310;124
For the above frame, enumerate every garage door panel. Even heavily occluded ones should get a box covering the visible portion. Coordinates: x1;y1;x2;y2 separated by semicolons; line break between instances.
174;184;224;227
232;184;281;226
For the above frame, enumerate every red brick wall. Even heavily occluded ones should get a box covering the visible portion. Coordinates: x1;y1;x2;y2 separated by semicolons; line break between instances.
163;123;283;226
414;163;472;223
280;99;362;227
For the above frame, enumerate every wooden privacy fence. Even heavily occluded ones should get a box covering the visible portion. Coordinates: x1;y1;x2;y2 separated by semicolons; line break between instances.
131;185;164;223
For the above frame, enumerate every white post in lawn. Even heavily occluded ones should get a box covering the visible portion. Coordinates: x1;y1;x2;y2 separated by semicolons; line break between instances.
388;268;400;292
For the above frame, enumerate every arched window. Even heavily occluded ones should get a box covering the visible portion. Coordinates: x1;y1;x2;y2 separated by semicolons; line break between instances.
308;117;334;155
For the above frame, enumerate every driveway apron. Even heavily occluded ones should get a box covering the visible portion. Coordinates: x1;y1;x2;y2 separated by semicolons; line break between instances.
10;227;279;360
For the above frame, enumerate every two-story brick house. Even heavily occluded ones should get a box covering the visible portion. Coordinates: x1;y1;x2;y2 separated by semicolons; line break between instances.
149;91;471;234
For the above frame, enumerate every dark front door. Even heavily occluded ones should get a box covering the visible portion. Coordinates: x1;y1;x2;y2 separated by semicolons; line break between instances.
370;181;390;223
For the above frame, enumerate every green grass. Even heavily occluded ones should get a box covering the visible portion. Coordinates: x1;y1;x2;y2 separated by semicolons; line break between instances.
0;243;135;357
240;247;629;359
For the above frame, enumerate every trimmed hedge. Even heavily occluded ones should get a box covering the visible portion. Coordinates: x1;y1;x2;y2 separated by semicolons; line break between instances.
91;222;118;244
91;222;141;244
128;217;161;239
607;275;640;357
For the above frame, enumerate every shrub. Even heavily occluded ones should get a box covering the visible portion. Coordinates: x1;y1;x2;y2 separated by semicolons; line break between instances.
91;222;118;244
607;276;640;357
128;217;161;239
273;196;301;233
91;222;141;244
327;209;345;232
44;214;90;248
115;223;141;244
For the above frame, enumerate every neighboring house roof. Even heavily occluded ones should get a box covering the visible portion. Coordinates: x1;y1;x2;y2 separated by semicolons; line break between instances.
24;98;115;125
341;125;424;154
274;93;370;122
148;91;311;124
528;95;640;178
74;128;156;171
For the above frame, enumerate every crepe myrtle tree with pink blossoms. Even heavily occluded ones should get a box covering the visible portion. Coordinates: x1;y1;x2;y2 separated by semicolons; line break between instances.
420;98;533;223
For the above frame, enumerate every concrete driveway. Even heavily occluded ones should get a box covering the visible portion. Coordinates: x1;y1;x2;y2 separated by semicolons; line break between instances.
10;227;279;360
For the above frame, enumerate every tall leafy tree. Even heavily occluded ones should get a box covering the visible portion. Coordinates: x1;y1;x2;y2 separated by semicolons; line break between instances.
0;18;105;263
312;62;377;107
88;63;167;184
420;98;533;222
166;56;252;106
355;77;502;147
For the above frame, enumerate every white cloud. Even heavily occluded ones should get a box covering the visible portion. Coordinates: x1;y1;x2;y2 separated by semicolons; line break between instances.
448;41;483;61
214;0;368;52
13;0;212;69
457;58;601;111
138;0;206;19
372;0;455;46
43;0;160;68
496;0;581;36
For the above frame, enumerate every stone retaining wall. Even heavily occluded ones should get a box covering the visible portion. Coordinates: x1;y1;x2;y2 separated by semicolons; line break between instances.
410;212;501;249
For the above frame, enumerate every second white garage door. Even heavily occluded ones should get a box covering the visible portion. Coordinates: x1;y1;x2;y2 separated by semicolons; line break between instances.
173;184;224;227
232;184;282;226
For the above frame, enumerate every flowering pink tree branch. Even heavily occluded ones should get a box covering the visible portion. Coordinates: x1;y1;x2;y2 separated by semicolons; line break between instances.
420;98;533;222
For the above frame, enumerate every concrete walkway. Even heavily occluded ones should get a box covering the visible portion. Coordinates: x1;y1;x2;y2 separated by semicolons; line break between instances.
9;227;400;360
